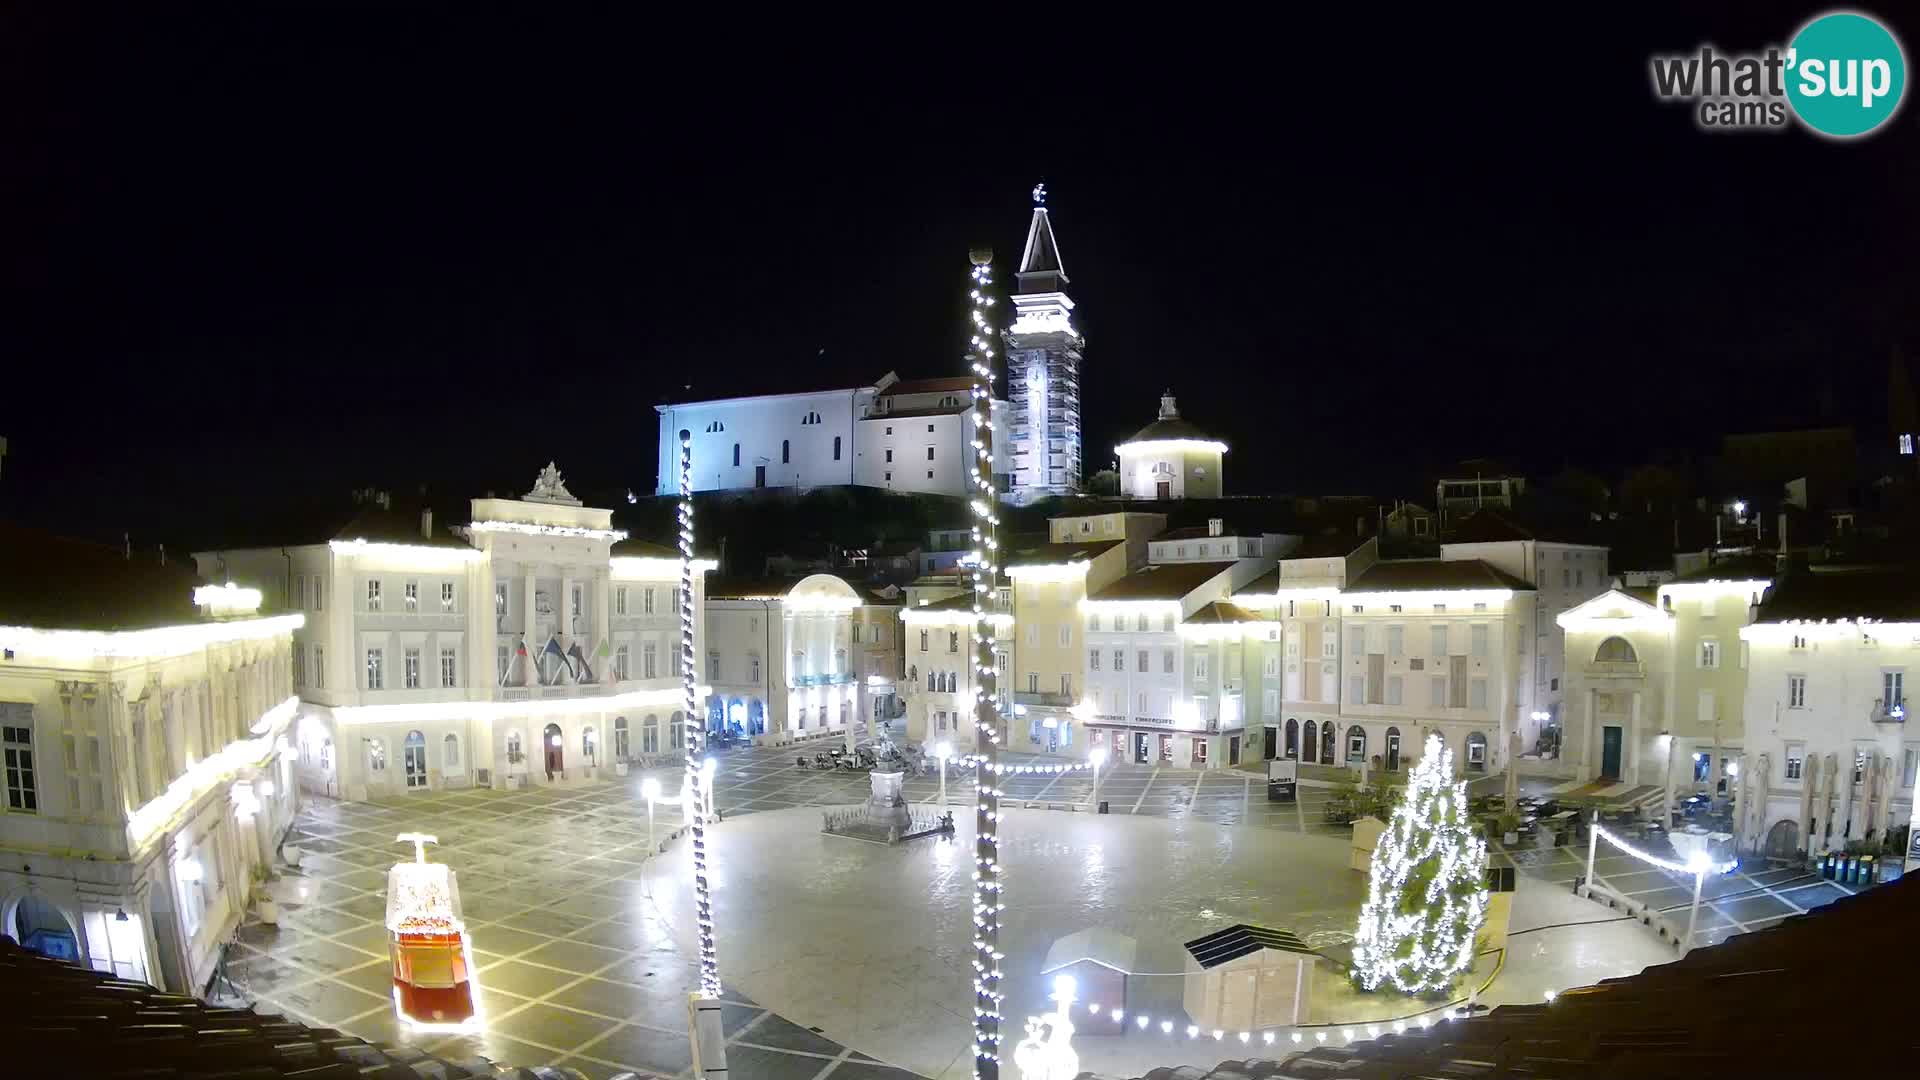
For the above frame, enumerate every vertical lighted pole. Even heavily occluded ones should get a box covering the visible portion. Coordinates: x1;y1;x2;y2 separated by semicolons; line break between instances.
965;249;1004;1079
679;428;727;1077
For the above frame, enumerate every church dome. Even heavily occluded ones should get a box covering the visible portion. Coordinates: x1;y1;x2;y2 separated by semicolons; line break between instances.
1117;392;1225;450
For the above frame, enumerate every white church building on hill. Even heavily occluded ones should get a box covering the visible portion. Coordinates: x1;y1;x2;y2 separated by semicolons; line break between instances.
653;370;1010;498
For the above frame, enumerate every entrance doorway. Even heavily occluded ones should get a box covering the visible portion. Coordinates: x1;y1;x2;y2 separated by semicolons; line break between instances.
1262;725;1277;760
1229;735;1241;766
1303;721;1317;764
543;722;565;779
403;730;428;789
755;465;767;487
1600;725;1623;781
1764;818;1800;860
1134;732;1150;764
1158;733;1173;763
1156;480;1171;499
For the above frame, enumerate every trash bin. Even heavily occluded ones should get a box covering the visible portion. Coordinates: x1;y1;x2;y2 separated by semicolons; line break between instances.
1098;800;1110;814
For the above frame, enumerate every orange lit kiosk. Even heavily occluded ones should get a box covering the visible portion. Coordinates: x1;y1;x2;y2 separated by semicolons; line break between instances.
386;832;478;1030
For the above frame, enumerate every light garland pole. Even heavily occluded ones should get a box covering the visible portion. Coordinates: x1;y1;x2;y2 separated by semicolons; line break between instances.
678;428;727;1076
965;248;1005;1079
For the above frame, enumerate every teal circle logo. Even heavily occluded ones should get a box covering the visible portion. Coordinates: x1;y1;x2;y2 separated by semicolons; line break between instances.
1786;11;1907;137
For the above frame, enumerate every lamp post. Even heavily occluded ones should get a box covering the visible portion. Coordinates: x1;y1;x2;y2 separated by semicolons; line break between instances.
678;426;726;1077
702;756;719;822
1088;746;1109;808
964;247;1003;1078
641;776;662;855
935;740;952;806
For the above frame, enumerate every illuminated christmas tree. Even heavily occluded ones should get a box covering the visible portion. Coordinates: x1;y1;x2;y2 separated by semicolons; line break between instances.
1351;732;1489;994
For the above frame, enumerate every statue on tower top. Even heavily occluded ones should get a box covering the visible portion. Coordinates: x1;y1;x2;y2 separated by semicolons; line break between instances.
1031;182;1047;206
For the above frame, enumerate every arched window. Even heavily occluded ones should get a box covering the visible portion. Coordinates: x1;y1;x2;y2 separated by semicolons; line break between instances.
833;435;842;461
1152;461;1175;478
782;439;791;464
1466;731;1489;772
1284;718;1299;758
1595;636;1638;663
1385;726;1402;771
582;725;598;764
368;738;387;772
670;711;685;750
643;714;660;754
614;716;630;761
1302;720;1318;764
443;734;460;769
909;664;918;688
733;443;741;467
706;420;725;433
1346;724;1367;764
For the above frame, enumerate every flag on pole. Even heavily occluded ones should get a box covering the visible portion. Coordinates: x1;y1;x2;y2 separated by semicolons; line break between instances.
501;636;530;687
568;642;595;684
543;636;571;683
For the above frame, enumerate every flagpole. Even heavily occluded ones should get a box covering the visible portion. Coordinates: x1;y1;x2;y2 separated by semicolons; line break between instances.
679;427;728;1075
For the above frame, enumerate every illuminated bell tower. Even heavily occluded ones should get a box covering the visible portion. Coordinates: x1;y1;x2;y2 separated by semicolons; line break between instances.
1004;183;1083;503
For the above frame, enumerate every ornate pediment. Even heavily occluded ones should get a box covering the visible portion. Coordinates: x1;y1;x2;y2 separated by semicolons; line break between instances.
525;462;582;506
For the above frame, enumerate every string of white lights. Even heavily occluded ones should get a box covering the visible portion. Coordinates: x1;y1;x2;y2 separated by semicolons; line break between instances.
1593;822;1736;876
966;248;1004;1079
1073;1000;1462;1046
678;428;721;1000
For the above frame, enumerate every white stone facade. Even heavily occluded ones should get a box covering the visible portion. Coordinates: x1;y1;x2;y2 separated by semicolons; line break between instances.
0;594;302;996
653;373;1009;498
705;575;899;747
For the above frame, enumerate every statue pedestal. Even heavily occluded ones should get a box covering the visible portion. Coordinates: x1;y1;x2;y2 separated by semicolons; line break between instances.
862;769;912;832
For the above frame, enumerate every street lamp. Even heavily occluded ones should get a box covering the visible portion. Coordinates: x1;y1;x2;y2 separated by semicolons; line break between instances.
1089;746;1110;807
934;740;952;805
641;776;663;855
702;756;719;822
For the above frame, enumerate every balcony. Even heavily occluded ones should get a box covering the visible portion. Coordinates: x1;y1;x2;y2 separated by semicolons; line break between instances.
790;673;859;689
1585;660;1646;679
1014;689;1076;709
1872;696;1906;724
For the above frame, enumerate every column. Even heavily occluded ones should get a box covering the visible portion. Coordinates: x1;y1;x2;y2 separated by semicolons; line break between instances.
592;570;611;681
562;571;576;644
523;568;538;688
1627;690;1642;782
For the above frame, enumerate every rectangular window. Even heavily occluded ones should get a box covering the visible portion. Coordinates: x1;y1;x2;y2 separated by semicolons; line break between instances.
1430;675;1447;708
951;631;962;654
405;581;419;612
1788;674;1807;709
1470;624;1489;658
1136;613;1149;632
1348;627;1365;658
1885;670;1905;714
1386;676;1403;705
366;648;385;690
1058;624;1072;647
919;629;930;652
1194;655;1210;680
1089;649;1101;671
292;647;305;687
708;651;720;681
1264;689;1278;716
1429;618;1448;654
404;647;421;689
616;587;629;615
441;582;455;611
315;575;324;610
366;579;382;611
1060;674;1072;696
1387;626;1403;658
645;588;657;615
1699;639;1719;669
495;582;508;615
1347;674;1364;704
1470;677;1488;710
1028;673;1040;693
294;574;306;609
1088;613;1101;633
613;645;629;680
440;647;457;688
497;645;510;683
927;446;935;461
1561;568;1570;587
2;721;37;813
314;645;325;689
644;641;659;679
1162;648;1174;674
1785;743;1805;782
1162;613;1175;632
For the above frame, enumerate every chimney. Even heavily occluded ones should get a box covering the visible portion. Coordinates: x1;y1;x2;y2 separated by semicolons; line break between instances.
1208;518;1223;537
421;508;433;540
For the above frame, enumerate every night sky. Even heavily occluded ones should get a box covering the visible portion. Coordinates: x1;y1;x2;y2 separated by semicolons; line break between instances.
3;3;1916;549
